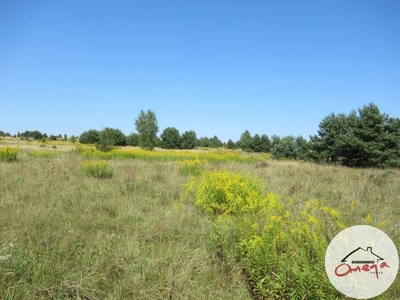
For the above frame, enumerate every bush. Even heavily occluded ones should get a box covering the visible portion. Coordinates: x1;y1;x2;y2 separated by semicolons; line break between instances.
181;130;197;149
81;160;113;179
183;171;344;299
160;127;181;149
126;133;140;146
135;109;159;150
95;127;126;152
177;159;205;176
79;130;100;144
0;146;19;162
271;135;309;160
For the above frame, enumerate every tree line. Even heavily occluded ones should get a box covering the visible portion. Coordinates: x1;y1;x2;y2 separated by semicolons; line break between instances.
0;130;77;142
3;103;399;168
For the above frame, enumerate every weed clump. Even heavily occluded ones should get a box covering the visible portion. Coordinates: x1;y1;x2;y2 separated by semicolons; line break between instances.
82;160;113;179
183;170;344;299
177;159;205;176
0;146;19;161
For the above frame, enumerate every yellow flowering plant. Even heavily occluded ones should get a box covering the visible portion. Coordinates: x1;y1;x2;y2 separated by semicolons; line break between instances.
183;170;345;299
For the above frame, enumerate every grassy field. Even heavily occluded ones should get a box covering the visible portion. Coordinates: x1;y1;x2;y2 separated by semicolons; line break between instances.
0;138;399;299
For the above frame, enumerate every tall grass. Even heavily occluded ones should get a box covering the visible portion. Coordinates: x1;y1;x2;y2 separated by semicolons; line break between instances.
0;147;399;299
0;146;19;161
183;171;345;298
76;146;270;163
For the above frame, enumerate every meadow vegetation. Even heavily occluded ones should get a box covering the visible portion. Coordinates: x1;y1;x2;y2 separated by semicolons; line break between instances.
0;140;399;299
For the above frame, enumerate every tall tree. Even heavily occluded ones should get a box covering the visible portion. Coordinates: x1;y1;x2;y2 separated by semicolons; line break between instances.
271;135;302;160
309;112;350;163
271;134;281;147
209;135;223;148
260;134;272;153
79;129;100;144
226;139;237;150
311;103;400;167
252;134;262;152
160;127;181;149
198;137;210;147
135;109;159;150
126;132;140;146
181;130;197;149
239;130;253;152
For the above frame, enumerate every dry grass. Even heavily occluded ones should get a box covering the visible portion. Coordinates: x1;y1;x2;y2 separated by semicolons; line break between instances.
0;139;399;299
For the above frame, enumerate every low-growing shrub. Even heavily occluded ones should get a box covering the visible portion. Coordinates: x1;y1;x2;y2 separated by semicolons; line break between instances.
183;170;345;299
0;146;19;162
177;159;205;176
81;160;113;179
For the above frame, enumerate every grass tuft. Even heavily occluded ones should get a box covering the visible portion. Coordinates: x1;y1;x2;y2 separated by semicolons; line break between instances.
0;146;19;161
81;160;113;179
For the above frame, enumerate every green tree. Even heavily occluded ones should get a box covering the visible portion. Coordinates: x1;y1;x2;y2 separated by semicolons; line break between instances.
310;103;400;167
252;134;262;152
347;103;398;167
160;127;181;149
271;135;306;160
310;112;351;163
181;130;197;149
135;109;159;150
126;132;140;146
260;134;272;153
209;135;223;148
96;129;115;152
226;139;237;149
79;129;100;144
70;135;76;143
271;134;281;147
64;134;67;141
94;127;126;152
239;130;253;152
198;137;210;147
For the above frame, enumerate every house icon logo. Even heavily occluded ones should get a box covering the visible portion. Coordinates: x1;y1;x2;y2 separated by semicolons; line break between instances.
325;225;398;299
334;246;390;280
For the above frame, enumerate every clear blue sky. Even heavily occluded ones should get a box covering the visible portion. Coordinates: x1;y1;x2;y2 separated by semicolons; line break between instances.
1;1;399;142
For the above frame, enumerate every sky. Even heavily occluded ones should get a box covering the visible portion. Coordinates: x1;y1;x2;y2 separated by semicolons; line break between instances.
1;1;399;142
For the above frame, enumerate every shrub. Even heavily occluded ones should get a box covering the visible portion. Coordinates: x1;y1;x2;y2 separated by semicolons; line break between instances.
161;127;181;149
70;135;76;143
271;135;309;160
0;146;19;162
79;130;100;144
81;160;113;179
126;132;140;146
135;109;159;150
183;171;344;299
177;159;205;176
181;130;197;149
95;128;117;152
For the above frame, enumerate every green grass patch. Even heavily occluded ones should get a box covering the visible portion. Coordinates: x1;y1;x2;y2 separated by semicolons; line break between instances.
81;160;113;179
0;147;398;299
182;170;380;299
0;146;19;161
177;159;205;176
